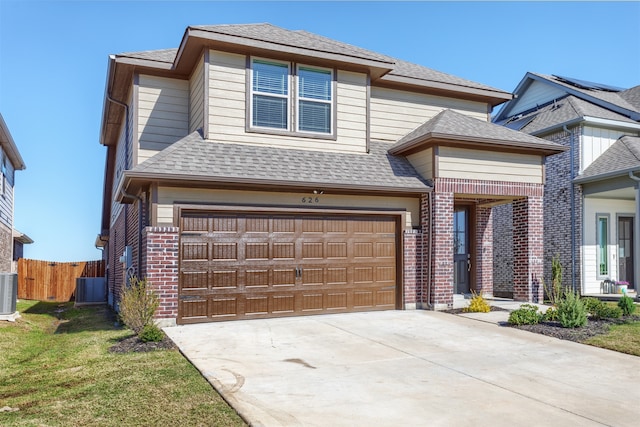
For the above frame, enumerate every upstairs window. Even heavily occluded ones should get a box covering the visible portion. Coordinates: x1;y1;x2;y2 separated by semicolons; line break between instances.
297;66;332;134
250;58;334;136
252;59;289;130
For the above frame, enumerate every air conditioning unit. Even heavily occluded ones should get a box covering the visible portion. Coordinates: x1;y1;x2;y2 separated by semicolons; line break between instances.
75;277;107;306
0;273;18;315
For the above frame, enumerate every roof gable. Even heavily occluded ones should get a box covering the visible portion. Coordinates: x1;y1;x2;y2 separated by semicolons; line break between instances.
495;73;640;123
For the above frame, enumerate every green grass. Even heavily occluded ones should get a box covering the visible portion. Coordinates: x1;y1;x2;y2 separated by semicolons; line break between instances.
0;300;246;427
586;320;640;356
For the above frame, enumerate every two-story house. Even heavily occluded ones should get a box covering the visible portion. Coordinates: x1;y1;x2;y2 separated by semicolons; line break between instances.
493;73;640;297
0;114;27;273
97;24;564;326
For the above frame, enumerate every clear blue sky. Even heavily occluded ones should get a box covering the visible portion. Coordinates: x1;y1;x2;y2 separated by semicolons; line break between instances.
1;1;639;262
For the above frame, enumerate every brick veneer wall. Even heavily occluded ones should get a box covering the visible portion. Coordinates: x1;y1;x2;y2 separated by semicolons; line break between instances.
403;229;421;308
492;203;513;297
431;191;454;309
141;227;179;326
493;127;583;296
542;128;582;291
475;206;493;296
108;208;126;307
513;196;544;302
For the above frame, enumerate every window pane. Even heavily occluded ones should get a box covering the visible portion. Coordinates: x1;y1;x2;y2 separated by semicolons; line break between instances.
299;67;331;100
299;100;330;133
598;217;608;275
253;95;287;129
253;61;288;95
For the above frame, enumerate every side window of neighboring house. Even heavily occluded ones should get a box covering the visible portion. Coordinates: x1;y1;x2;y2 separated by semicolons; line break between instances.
596;214;609;277
250;57;334;136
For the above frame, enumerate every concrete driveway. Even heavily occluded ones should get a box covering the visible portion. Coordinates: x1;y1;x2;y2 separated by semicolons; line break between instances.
164;311;640;427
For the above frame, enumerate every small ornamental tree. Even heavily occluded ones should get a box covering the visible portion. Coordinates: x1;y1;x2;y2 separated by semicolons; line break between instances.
118;276;160;336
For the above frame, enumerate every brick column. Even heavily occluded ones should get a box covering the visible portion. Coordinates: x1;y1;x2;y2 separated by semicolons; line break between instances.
403;230;421;309
431;191;454;309
475;206;493;296
142;226;179;326
513;196;544;302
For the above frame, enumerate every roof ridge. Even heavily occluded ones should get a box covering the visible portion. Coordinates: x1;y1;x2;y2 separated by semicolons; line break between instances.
621;136;640;163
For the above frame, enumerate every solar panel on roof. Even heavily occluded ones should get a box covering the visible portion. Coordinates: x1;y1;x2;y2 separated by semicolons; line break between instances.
504;114;536;131
553;75;625;92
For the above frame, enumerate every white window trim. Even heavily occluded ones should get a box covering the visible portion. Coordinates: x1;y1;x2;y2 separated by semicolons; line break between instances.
247;57;336;139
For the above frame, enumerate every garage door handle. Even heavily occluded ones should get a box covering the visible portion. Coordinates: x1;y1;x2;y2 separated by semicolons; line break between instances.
295;267;302;278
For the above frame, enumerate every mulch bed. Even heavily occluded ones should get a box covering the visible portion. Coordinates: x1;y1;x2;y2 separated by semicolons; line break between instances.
445;306;640;343
108;335;176;353
511;316;640;343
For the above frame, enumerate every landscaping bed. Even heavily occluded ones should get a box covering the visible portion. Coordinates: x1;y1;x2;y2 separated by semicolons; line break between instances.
512;315;640;343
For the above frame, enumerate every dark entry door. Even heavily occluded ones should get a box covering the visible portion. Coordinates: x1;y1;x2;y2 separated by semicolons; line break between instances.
453;207;470;294
618;217;634;289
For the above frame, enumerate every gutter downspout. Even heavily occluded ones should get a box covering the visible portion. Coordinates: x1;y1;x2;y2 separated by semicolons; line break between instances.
564;125;577;293
628;172;640;299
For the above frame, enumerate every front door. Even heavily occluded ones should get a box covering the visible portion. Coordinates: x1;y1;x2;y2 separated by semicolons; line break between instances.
453;207;470;294
618;217;635;289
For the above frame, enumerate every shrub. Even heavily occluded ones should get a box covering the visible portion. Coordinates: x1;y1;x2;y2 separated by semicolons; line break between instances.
583;297;605;319
463;292;491;313
543;254;565;306
618;295;636;316
508;304;543;326
557;290;587;328
543;307;558;321
139;324;165;343
598;305;622;319
119;276;160;335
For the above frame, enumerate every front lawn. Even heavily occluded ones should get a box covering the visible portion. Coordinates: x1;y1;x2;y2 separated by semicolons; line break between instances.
585;320;640;356
0;300;246;427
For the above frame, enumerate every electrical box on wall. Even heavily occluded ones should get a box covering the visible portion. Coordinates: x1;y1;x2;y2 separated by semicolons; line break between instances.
119;246;132;268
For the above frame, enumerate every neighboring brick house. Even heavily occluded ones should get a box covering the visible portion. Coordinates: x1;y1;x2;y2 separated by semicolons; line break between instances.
97;24;564;326
493;73;640;296
0;114;27;273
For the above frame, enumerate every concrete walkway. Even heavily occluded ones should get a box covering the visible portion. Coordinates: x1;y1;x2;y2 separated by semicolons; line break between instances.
165;310;640;427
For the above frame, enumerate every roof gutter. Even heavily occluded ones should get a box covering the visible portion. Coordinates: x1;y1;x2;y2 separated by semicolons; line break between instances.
574;166;640;184
532;116;640;137
0;114;26;170
117;170;431;200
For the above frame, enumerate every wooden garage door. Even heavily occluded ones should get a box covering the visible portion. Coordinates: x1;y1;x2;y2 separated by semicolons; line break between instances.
178;212;398;324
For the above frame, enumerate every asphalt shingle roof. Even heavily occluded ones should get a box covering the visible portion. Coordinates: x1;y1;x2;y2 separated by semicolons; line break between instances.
390;109;565;154
578;136;640;181
117;48;178;63
116;23;506;95
502;95;639;135
529;73;639;116
129;131;430;192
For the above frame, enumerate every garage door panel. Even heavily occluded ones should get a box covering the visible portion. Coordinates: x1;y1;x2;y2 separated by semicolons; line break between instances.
178;212;399;323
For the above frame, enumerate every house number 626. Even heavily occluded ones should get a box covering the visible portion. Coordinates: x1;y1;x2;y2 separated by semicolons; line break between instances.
301;197;320;204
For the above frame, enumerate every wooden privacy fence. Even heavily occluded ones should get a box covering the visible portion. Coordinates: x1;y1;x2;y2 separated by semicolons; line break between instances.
18;259;105;302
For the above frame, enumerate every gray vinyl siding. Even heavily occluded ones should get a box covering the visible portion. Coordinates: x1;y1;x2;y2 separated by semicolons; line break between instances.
508;80;565;117
369;87;488;142
189;56;205;134
137;74;189;163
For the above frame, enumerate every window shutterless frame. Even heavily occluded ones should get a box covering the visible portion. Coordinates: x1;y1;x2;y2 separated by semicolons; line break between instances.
247;57;337;139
